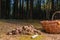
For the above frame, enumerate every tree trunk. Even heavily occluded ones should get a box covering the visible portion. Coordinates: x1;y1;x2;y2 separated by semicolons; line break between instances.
37;0;41;19
51;0;54;12
14;0;18;19
13;0;15;18
0;0;1;18
45;0;51;20
6;0;10;19
18;0;21;19
26;0;29;19
30;0;33;19
1;0;6;18
56;0;58;10
49;0;55;20
22;0;24;19
20;0;22;19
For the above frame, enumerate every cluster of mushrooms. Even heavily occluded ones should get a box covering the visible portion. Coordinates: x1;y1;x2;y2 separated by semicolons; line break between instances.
7;25;41;35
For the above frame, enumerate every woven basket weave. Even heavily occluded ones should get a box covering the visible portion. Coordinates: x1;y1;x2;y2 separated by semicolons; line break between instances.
40;11;60;33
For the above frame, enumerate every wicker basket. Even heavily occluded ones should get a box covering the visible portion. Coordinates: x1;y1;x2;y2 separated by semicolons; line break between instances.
40;11;60;34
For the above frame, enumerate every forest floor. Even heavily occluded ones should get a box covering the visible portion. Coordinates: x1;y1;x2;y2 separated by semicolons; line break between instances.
0;19;60;40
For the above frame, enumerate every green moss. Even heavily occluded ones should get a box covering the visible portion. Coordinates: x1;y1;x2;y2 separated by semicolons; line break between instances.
20;35;44;40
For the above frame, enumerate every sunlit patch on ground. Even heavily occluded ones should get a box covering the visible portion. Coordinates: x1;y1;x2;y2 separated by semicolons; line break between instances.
0;34;45;40
20;35;44;40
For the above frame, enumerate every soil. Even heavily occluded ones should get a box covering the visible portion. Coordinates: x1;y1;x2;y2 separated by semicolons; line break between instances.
0;20;60;40
41;32;60;40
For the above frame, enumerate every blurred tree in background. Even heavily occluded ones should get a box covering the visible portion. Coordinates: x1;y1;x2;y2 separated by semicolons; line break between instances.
0;0;60;20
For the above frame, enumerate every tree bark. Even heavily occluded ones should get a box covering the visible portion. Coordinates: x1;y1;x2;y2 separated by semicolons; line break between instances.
26;0;29;19
6;0;10;18
45;0;51;20
1;0;7;18
22;0;24;19
30;0;33;19
56;0;58;10
13;0;18;19
37;0;41;19
49;0;55;20
0;0;1;18
18;0;22;19
51;0;54;11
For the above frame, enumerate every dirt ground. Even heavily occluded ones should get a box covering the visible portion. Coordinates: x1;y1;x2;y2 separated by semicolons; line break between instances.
0;19;60;40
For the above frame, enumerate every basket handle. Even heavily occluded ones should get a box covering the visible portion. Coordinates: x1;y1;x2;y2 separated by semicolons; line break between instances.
52;11;60;20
